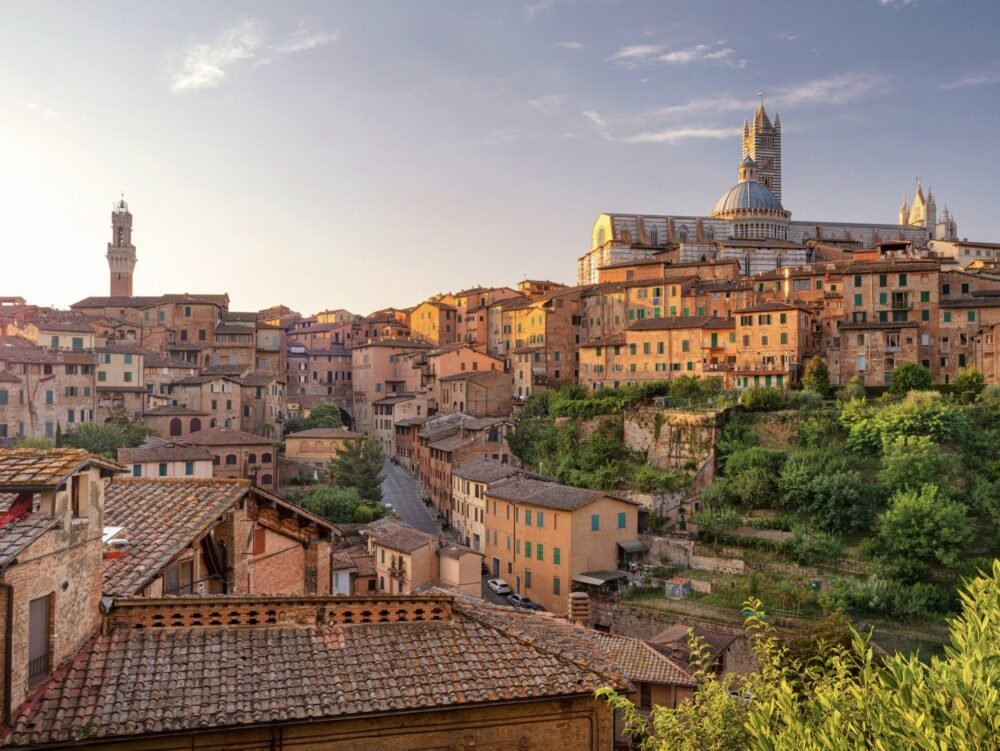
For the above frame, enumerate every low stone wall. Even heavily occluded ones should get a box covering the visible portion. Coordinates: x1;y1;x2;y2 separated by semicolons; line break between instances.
624;409;718;473
646;535;746;575
689;578;713;594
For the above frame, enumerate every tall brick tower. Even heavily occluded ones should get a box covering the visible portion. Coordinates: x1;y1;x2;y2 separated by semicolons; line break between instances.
742;98;782;203
106;195;136;297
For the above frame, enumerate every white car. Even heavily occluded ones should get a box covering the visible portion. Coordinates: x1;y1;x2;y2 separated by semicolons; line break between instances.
487;578;511;595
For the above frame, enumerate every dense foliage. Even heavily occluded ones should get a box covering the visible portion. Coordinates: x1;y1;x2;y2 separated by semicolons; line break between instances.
302;402;344;429
60;407;156;457
327;437;385;502
297;485;388;524
599;559;1000;751
801;357;830;396
508;382;702;493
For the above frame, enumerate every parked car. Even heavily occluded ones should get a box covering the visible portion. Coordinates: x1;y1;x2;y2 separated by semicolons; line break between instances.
487;578;511;595
506;594;544;611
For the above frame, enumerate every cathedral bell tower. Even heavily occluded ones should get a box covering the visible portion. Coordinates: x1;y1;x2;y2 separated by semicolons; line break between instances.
106;195;137;297
742;97;782;203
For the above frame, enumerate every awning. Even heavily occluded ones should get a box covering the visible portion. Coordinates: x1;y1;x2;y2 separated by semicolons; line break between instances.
617;539;648;554
572;570;629;587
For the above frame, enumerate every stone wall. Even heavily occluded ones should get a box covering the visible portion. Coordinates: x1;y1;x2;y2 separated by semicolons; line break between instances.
624;409;718;474
646;535;745;575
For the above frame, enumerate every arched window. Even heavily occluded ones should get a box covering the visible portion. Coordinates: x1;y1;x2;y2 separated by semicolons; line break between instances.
262;452;272;463
212;455;220;466
224;418;233;428
260;474;273;486
596;227;606;247
225;454;237;465
169;418;182;437
678;225;688;242
190;417;202;432
649;227;659;246
705;226;715;240
209;418;218;428
248;453;257;464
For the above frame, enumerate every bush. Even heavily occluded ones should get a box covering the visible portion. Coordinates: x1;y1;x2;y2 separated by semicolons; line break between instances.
873;484;974;569
740;386;786;411
953;366;985;396
786;525;843;565
836;375;866;402
784;390;823;411
887;362;933;395
801;357;830;396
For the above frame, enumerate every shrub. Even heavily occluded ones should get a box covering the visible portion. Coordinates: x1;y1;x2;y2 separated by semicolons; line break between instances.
801;357;830;396
739;386;786;411
886;362;933;395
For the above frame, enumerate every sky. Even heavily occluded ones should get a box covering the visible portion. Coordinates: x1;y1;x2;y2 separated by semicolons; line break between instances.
2;0;1000;315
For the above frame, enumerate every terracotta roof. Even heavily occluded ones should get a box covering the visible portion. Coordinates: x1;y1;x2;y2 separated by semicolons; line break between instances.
102;477;250;596
0;372;21;384
286;428;361;440
593;632;696;687
845;260;940;274
487;476;639;511
363;518;435;554
0;449;124;491
438;370;510;383
5;595;629;746
837;320;919;330
201;364;247;376
351;339;435;350
142;405;209;416
240;372;283;386
628;316;734;332
428;434;474;453
453;458;522;484
117;442;213;464
734;301;813;314
0;514;59;570
185;428;273;446
213;323;254;335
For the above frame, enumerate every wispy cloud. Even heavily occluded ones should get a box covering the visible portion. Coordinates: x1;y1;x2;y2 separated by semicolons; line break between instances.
582;110;606;127
607;44;663;67
880;0;915;7
776;72;888;105
524;94;565;114
556;40;583;49
657;41;744;69
609;40;745;69
22;99;57;119
168;19;336;94
523;0;557;20
609;127;742;144
778;32;799;41
940;65;1000;90
470;128;522;146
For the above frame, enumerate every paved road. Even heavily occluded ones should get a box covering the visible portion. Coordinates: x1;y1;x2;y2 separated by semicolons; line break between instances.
380;460;442;534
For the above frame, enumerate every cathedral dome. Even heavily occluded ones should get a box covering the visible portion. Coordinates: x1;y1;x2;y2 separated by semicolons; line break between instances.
713;179;784;214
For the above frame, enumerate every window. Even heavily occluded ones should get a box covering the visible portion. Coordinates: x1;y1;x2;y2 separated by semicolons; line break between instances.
163;561;193;595
525;570;532;588
536;543;544;561
123;372;133;383
536;511;544;528
525;510;532;526
854;294;862;306
0;390;6;406
28;595;51;685
899;274;907;287
158;463;168;477
553;547;561;564
553;577;561;595
943;312;952;323
922;309;930;321
968;311;977;322
262;453;272;463
185;462;194;476
920;291;930;302
45;390;53;405
879;274;887;288
962;283;969;294
97;371;107;382
879;292;887;305
854;275;862;288
618;512;626;529
640;682;652;709
225;454;237;465
132;464;141;478
591;514;600;531
525;541;532;559
780;332;788;345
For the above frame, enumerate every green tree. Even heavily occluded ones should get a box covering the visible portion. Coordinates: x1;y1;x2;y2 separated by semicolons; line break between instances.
878;435;958;496
874;484;974;569
303;403;344;429
62;412;155;458
282;414;306;434
887;361;933;395
835;375;866;402
327;437;384;501
801;357;830;396
299;485;363;523
954;366;985;396
600;560;1000;751
739;386;786;411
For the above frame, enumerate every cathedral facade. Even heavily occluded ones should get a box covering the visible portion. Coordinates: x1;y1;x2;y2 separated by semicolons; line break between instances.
578;104;948;285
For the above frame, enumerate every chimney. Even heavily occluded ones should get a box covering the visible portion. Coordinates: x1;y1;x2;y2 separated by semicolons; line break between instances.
568;592;591;627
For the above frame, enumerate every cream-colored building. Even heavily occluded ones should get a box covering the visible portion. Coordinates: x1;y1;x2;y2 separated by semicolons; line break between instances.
363;518;482;596
283;427;363;471
451;458;523;551
118;439;214;479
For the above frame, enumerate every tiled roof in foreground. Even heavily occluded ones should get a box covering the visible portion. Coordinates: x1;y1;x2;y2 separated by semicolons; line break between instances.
0;449;124;490
4;595;630;746
102;477;250;596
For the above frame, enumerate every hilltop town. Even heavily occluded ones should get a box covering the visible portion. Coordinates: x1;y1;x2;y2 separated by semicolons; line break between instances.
1;104;998;749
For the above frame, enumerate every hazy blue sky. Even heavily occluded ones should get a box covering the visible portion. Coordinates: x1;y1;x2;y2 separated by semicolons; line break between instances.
3;0;999;314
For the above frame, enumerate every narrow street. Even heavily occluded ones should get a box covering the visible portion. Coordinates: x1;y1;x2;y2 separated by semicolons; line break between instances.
379;460;442;535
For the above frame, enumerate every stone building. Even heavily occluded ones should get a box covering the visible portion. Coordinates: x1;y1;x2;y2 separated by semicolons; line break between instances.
118;439;214;479
106;196;137;297
0;449;122;720
103;477;336;598
185;427;278;491
451;458;523;551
